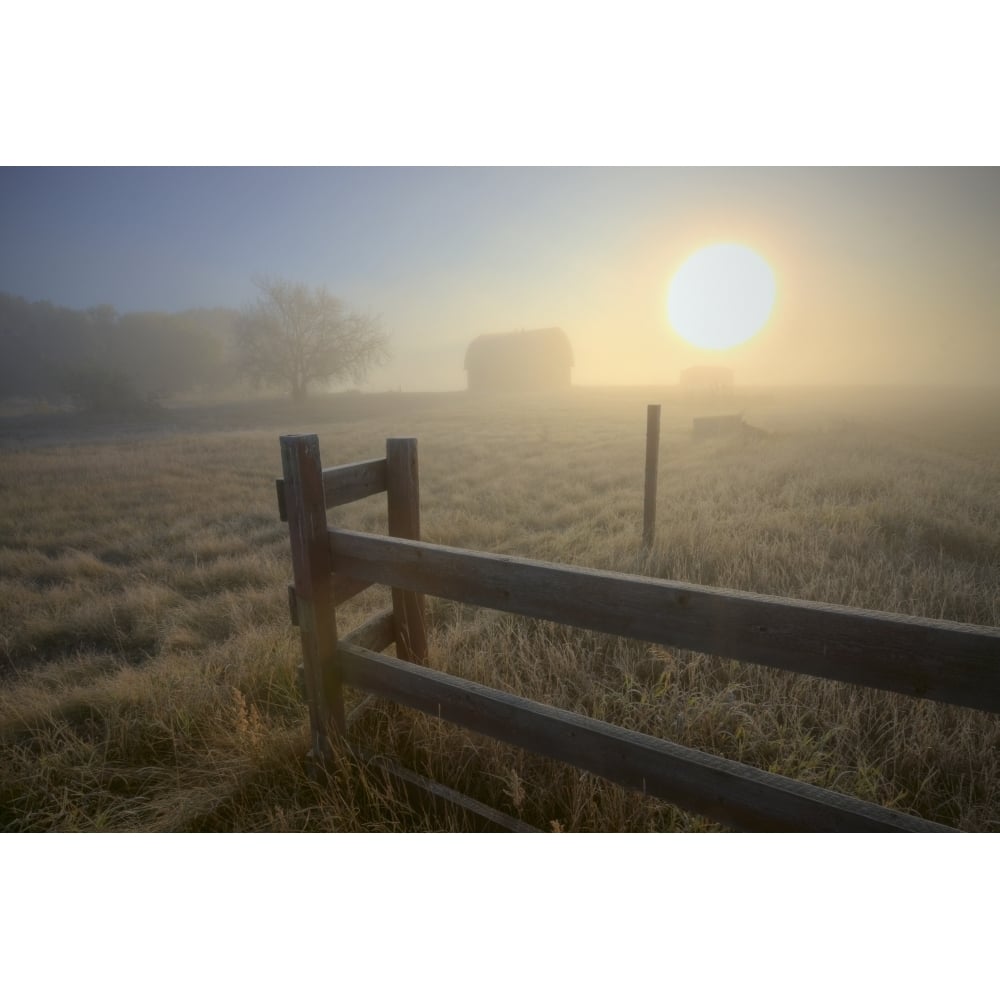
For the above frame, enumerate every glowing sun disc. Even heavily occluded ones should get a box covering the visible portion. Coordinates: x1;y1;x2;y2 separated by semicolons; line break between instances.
668;243;776;350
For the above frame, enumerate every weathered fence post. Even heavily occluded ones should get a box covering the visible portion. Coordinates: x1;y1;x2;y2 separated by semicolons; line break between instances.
280;434;345;764
643;404;661;548
386;437;429;664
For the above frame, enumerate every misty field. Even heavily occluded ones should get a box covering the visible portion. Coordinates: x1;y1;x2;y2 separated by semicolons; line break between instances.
1;386;999;832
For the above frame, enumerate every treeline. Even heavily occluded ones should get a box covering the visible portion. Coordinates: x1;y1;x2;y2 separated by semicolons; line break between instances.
0;292;241;410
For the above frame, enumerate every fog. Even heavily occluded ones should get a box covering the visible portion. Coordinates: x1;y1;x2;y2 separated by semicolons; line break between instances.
2;167;999;398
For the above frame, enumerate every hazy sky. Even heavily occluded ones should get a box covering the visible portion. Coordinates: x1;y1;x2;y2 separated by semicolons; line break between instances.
2;166;999;389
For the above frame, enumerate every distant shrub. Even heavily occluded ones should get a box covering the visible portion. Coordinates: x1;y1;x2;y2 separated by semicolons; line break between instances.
57;365;161;417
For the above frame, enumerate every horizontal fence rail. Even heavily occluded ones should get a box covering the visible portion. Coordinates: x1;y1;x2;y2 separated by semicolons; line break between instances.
277;457;388;521
279;431;998;830
329;528;1000;713
323;458;388;508
337;642;953;832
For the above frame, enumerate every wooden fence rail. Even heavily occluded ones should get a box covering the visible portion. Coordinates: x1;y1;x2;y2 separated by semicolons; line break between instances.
336;642;950;832
329;528;1000;713
278;430;1000;831
276;457;388;520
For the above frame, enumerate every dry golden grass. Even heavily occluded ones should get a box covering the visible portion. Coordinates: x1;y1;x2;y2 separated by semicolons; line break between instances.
2;386;998;831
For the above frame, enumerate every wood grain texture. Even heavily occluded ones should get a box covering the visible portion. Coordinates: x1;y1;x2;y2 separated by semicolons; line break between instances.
337;643;955;832
296;610;396;720
329;528;1000;712
340;610;400;728
277;459;387;521
385;438;428;665
276;477;288;522
321;458;388;508
280;434;345;760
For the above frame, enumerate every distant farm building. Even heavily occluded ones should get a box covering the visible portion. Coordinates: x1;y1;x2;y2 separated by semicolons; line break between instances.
464;328;573;392
680;365;734;393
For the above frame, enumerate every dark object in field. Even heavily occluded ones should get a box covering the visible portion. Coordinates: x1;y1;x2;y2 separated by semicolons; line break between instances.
464;327;573;392
692;413;768;441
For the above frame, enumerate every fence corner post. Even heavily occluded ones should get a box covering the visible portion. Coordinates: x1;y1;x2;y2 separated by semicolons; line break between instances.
386;437;429;665
280;434;345;765
643;404;661;550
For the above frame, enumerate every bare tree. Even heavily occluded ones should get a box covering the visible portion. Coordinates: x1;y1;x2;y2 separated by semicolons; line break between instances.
236;277;389;402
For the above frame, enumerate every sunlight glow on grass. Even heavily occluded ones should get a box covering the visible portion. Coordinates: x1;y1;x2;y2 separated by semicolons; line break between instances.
2;389;999;831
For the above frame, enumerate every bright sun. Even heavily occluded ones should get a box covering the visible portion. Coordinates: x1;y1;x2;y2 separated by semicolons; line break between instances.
667;243;776;350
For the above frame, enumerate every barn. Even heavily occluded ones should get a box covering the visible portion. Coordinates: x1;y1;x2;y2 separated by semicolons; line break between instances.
679;365;734;393
464;328;573;392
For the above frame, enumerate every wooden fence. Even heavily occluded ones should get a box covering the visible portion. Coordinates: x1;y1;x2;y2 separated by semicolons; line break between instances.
277;432;1000;832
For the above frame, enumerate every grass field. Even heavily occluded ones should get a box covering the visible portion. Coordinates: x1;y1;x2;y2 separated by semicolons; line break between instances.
1;385;998;831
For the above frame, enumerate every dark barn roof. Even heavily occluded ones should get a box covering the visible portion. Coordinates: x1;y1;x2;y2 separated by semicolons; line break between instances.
464;328;573;391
